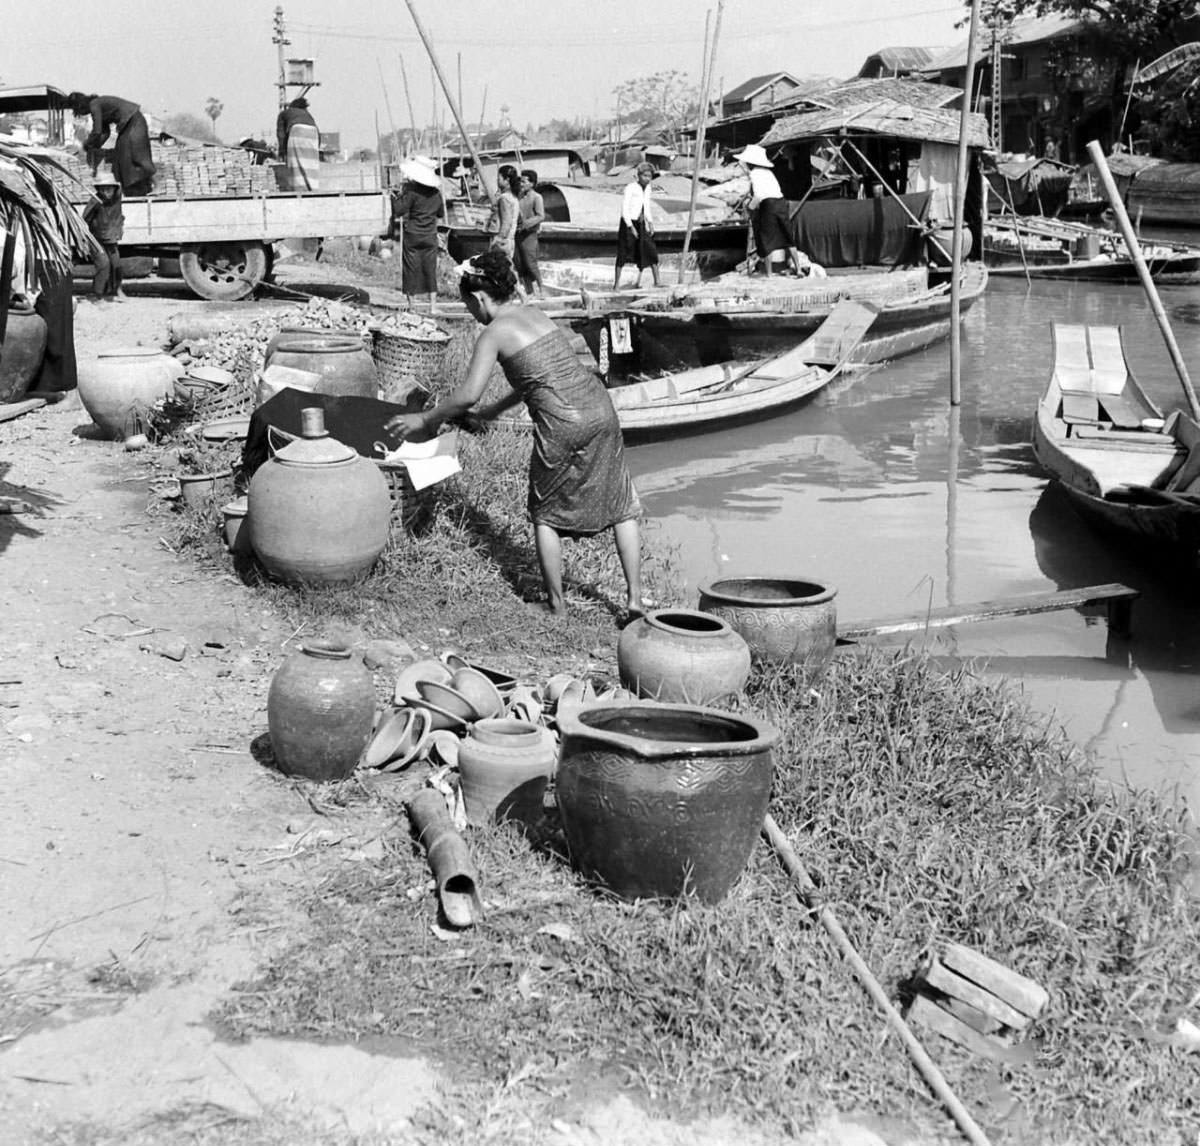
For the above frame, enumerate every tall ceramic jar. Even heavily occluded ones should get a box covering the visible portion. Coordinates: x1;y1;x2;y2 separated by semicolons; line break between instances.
617;609;751;706
268;335;379;399
697;576;838;683
555;701;779;903
0;305;47;402
248;406;391;584
77;346;184;438
267;640;375;781
457;718;558;828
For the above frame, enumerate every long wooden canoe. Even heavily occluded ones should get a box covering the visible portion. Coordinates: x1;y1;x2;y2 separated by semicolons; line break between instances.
501;299;878;441
1031;321;1200;552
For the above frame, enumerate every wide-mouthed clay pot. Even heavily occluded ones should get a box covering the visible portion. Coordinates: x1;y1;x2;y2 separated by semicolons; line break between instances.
697;576;837;682
77;346;183;438
555;701;778;903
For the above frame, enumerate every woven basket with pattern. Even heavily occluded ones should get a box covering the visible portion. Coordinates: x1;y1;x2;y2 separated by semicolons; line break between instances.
371;327;450;390
375;460;435;536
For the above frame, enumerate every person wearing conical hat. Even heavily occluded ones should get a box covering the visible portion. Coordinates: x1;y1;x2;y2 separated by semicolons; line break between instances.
392;155;444;310
734;143;805;278
82;171;127;302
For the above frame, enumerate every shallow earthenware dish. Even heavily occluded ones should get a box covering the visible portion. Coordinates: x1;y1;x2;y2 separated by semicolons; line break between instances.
417;679;483;724
394;657;453;703
451;667;504;720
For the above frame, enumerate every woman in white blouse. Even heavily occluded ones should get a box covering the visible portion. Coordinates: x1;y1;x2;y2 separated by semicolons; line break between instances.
613;162;662;289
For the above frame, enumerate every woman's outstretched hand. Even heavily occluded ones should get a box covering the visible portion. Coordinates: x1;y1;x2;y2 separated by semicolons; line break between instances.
384;412;426;442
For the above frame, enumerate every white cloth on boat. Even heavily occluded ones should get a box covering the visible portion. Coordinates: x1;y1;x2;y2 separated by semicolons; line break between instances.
905;142;956;221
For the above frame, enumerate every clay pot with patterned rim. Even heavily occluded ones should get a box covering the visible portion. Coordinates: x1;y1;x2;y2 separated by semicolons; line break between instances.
555;701;778;903
617;608;751;707
458;718;558;828
247;406;390;584
697;576;838;682
267;640;376;781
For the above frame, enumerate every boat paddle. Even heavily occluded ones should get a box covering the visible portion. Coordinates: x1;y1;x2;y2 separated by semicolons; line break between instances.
1085;140;1200;420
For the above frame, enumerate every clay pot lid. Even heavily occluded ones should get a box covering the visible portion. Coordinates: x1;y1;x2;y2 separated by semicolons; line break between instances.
272;406;358;466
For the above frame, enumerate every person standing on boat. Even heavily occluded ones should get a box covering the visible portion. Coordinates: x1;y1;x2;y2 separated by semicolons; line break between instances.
276;98;320;190
487;165;520;259
614;162;661;289
68;92;156;195
392;155;444;311
514;169;545;298
734;144;805;278
384;249;644;621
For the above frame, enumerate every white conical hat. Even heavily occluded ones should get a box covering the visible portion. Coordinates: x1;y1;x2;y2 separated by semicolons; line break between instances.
400;155;440;187
734;143;773;168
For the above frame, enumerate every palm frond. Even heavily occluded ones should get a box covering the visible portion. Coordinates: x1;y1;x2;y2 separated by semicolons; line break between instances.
1135;43;1200;85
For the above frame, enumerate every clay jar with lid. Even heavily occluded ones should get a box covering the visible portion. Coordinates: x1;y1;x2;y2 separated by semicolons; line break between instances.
267;333;379;399
267;640;376;781
247;406;390;584
617;608;751;707
457;718;558;828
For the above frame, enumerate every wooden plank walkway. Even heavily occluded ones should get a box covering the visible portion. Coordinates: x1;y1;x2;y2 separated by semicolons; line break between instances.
839;582;1138;642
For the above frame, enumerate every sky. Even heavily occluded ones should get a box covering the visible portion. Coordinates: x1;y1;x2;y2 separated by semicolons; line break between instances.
3;0;967;149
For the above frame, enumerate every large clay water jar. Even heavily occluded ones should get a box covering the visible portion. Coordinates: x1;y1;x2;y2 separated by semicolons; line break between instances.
267;334;378;398
457;718;558;827
927;225;973;267
248;406;390;584
264;326;362;360
77;346;183;438
555;701;778;903
697;576;838;683
0;305;48;402
267;640;375;781
617;609;751;706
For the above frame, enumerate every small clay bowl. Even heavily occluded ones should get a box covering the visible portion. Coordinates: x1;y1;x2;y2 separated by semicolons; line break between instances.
417;680;483;724
442;651;518;695
451;667;504;720
394;657;453;703
364;706;429;769
398;691;469;733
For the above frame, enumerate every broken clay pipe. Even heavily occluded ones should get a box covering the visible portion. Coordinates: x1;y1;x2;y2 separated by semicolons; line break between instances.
407;789;485;929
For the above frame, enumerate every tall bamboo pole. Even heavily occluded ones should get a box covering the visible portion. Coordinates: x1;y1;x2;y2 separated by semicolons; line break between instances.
1087;140;1200;417
376;58;401;167
950;0;983;405
679;7;717;285
398;51;419;155
404;0;496;206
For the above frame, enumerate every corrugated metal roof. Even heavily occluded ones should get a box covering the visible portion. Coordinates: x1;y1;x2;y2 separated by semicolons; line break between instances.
762;99;990;149
924;14;1086;72
722;72;801;104
857;47;944;76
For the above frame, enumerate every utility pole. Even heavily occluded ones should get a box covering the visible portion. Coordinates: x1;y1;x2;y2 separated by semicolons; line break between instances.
273;6;289;110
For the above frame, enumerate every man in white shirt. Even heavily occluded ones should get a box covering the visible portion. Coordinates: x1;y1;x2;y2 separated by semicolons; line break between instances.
735;144;806;277
614;162;662;289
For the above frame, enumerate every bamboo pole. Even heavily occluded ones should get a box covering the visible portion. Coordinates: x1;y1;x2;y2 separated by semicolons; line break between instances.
1086;139;1200;418
404;0;496;206
950;0;983;406
398;50;419;155
762;814;994;1146
679;5;717;285
376;58;401;168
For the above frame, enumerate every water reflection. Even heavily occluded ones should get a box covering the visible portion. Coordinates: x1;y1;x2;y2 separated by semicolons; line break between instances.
628;276;1200;808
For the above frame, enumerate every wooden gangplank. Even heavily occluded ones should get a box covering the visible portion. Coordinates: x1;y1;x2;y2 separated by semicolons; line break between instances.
839;582;1137;642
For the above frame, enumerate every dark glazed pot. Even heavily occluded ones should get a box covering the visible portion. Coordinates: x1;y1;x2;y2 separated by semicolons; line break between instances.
0;306;47;402
268;335;379;398
617;609;751;706
555;701;778;903
697;576;837;682
267;640;375;781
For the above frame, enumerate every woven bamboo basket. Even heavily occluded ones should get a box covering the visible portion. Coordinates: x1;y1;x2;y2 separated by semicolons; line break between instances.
371;327;450;390
375;459;435;535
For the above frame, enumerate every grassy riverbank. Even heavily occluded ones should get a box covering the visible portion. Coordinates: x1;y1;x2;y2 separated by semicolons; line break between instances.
160;312;1200;1144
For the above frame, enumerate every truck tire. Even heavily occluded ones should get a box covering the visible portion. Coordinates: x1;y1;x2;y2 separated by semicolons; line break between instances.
179;241;268;301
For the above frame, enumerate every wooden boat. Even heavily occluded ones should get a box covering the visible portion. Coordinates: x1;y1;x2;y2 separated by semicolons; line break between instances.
1031;321;1200;552
444;182;747;277
501;300;878;441
572;263;988;376
984;215;1200;284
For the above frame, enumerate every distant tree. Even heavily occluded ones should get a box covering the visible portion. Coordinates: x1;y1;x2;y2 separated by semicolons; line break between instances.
162;112;215;141
204;97;224;142
613;70;698;147
539;116;589;142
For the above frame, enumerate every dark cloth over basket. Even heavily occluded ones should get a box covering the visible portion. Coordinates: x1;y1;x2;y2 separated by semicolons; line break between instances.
788;190;931;268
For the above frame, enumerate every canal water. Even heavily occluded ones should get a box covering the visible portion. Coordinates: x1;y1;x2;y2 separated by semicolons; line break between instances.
623;272;1200;813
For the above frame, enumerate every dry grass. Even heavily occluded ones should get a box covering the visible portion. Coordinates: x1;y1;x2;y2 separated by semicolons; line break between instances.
212;650;1200;1145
